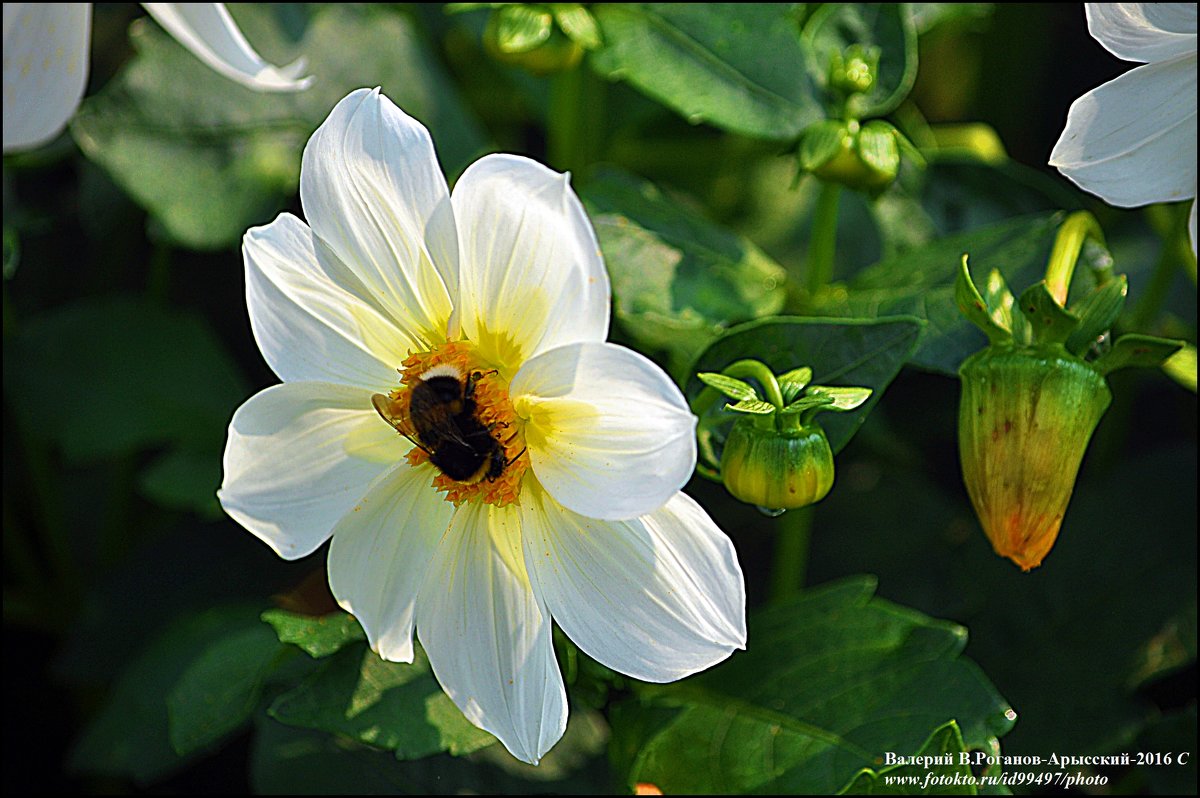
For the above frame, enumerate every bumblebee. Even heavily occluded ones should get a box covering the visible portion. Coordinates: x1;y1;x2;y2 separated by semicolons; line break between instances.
372;366;514;483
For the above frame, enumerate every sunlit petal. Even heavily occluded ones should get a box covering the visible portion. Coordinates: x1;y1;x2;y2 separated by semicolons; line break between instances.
244;212;417;390
327;462;451;663
1085;3;1196;64
2;3;90;152
141;3;312;91
523;485;746;683
453;154;610;372
416;502;567;764
511;342;696;520
219;381;408;560
1049;53;1197;208
301;88;459;348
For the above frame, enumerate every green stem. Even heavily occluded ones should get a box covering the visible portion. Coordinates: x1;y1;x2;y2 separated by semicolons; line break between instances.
1044;211;1104;305
148;241;171;304
770;507;812;600
805;182;842;298
1129;204;1191;331
720;359;786;408
547;65;602;177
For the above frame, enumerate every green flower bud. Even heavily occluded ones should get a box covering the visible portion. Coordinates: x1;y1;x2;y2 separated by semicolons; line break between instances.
720;419;835;510
696;362;871;513
799;119;901;195
483;5;584;75
955;216;1183;570
829;45;879;97
958;346;1110;571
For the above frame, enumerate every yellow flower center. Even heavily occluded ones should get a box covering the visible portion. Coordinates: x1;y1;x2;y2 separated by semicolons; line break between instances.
373;340;528;507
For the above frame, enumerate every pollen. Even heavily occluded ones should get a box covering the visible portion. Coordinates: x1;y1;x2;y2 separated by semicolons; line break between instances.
382;340;529;508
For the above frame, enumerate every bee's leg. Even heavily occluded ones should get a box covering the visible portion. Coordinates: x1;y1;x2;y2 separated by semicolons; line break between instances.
464;369;500;400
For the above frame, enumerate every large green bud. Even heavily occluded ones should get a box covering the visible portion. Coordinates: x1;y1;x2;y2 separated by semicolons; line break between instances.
720;420;834;510
954;216;1183;570
697;362;871;513
958;346;1110;570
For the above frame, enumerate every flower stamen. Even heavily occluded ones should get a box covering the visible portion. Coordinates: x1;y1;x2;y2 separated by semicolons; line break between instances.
375;341;528;507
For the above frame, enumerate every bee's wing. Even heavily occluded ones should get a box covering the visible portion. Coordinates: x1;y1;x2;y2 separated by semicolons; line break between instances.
372;393;431;454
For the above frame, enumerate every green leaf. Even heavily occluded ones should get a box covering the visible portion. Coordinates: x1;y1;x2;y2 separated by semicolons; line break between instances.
614;577;1014;794
1161;343;1197;392
955;255;1011;344
251;706;611;794
1093;334;1186;376
268;644;496;759
582;168;787;376
262;609;366;659
813;213;1063;374
812;445;1196;768
1017;281;1079;346
3;296;246;462
73;5;485;249
806;385;873;411
167;624;286;756
1064;274;1127;355
69;605;268;784
493;4;553;52
802;3;918;117
727;398;778;415
697;372;760;402
688;316;922;457
778;366;814;402
553;4;602;49
137;448;223;518
837;721;976;794
590;4;822;139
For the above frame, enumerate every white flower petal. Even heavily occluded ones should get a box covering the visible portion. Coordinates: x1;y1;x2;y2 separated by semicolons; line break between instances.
301;88;459;348
141;3;312;91
2;3;90;152
522;485;746;683
511;342;697;520
244;213;417;389
1050;53;1197;208
453;154;610;371
219;381;408;560
1086;3;1197;64
1190;198;1197;257
416;502;566;764
327;462;451;663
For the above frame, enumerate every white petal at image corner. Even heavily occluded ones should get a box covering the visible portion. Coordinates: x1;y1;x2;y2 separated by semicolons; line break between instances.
2;2;310;154
1050;3;1198;256
220;87;748;765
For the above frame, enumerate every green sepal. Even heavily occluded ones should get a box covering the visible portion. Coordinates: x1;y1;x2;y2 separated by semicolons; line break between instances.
778;366;814;403
1092;334;1186;376
727;398;778;415
798;120;849;172
955;255;1011;344
780;394;836;416
807;385;873;411
856;120;901;187
491;4;553;53
697;372;760;402
1065;274;1127;356
981;268;1018;339
1018;280;1080;346
553;4;601;49
1162;344;1197;392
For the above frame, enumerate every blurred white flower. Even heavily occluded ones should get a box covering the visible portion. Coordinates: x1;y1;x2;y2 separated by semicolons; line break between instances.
1049;3;1197;254
218;88;747;764
3;3;311;152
